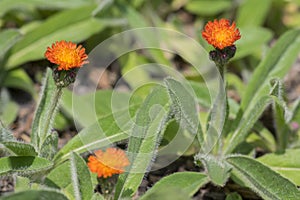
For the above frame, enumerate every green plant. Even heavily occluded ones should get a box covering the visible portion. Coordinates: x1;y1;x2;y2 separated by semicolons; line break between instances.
1;1;300;200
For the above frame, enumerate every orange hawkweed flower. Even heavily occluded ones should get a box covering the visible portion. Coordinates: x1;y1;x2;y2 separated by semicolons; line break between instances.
87;148;130;178
202;19;241;50
45;40;88;71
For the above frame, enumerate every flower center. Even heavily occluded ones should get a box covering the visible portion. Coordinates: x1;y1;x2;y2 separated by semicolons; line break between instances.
55;48;80;66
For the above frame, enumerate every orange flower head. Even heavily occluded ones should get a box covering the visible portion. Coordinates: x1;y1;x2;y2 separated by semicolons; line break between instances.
87;148;130;178
45;40;88;71
202;19;241;50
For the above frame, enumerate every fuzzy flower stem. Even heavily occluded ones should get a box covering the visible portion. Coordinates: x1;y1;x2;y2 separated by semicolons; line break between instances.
39;86;62;149
217;63;227;155
217;63;225;81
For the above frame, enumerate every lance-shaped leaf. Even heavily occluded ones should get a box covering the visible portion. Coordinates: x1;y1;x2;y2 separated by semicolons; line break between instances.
0;156;53;177
140;172;209;200
227;155;300;200
224;96;272;154
290;98;300;123
54;99;141;164
125;7;171;66
164;78;199;136
240;29;300;112
237;0;272;27
185;0;231;16
61;89;142;128
0;29;21;62
69;152;93;200
0;0;93;17
114;86;170;199
231;29;300;141
0;89;18;127
270;78;291;152
31;68;59;151
1;141;37;156
258;149;300;186
3;69;35;97
0;189;68;200
195;154;231;186
39;132;58;160
5;5;108;69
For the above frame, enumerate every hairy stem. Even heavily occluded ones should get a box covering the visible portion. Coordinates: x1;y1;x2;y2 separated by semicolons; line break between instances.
39;86;62;150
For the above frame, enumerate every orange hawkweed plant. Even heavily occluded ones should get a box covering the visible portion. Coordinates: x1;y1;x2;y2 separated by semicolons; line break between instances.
87;148;130;178
33;41;89;150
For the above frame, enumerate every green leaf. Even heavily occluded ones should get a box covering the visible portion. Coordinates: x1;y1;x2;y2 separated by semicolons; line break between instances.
15;176;30;192
258;149;300;185
121;52;152;89
227;155;300;200
205;82;228;154
0;89;18;126
140;187;192;200
164;78;205;153
61;89;142;128
189;80;211;108
270;79;291;152
291;98;300;123
115;86;170;199
3;69;35;96
140;172;208;200
226;29;300;153
56;89;143;164
160;119;196;156
45;161;71;189
20;21;43;35
195;155;231;186
237;0;272;27
5;5;107;69
1;141;37;156
125;7;171;66
241;29;300;111
185;0;231;16
54;123;128;164
0;156;53;177
70;152;93;200
53;111;69;130
0;189;68;200
165;78;199;135
234;27;273;60
224;96;272;154
54;97;141;164
227;98;240;119
0;0;93;17
39;132;58;160
245;123;276;152
226;73;245;99
229;29;299;148
0;29;21;64
46;159;95;200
